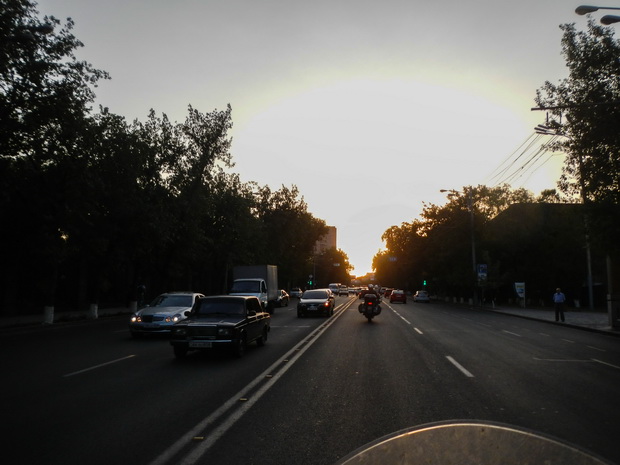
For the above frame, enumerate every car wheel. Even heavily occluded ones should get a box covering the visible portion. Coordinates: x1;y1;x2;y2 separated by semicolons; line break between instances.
173;346;188;359
257;327;268;346
233;336;246;357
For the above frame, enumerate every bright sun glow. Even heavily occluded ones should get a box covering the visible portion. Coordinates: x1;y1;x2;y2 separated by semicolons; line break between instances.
231;77;554;275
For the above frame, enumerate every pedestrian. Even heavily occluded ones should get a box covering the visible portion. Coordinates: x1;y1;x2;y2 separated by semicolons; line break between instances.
553;288;566;322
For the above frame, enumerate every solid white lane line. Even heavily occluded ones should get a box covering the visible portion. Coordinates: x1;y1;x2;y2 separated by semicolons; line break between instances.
592;359;620;370
150;300;354;465
63;355;136;377
502;330;522;337
446;356;474;378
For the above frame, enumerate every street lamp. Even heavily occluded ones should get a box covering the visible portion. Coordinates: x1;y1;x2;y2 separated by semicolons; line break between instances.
576;5;620;24
601;14;620;24
440;188;478;306
576;5;620;14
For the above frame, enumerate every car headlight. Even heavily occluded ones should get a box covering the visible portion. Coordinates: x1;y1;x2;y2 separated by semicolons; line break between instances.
165;314;183;323
131;315;141;323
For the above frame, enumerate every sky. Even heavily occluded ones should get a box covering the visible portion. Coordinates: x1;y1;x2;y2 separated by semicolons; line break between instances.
33;0;601;275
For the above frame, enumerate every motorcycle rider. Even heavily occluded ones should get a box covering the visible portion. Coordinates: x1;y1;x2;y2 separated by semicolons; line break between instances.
359;284;379;300
358;285;380;314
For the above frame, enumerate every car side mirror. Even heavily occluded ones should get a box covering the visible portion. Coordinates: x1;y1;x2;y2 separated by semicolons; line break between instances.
184;310;192;317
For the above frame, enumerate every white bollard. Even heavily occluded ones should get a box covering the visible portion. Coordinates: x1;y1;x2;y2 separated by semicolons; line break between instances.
88;303;98;319
43;306;54;325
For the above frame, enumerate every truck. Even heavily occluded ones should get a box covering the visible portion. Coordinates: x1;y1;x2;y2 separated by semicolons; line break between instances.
229;265;279;313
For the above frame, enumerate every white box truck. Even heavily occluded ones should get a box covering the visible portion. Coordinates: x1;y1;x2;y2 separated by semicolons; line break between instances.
230;265;279;313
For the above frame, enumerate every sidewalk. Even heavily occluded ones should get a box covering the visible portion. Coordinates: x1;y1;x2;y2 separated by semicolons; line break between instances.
481;305;620;336
0;306;133;330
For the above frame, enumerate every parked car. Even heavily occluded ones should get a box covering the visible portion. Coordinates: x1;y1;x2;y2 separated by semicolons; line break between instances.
413;290;430;303
277;289;290;307
389;289;407;304
297;289;335;317
339;285;349;296
170;295;270;358
290;287;303;298
129;291;204;337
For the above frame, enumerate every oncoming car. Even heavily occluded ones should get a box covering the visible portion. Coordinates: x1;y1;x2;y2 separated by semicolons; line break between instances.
297;289;335;317
129;291;204;337
170;295;270;358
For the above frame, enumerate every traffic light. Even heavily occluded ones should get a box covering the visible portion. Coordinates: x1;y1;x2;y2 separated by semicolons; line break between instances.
423;280;427;286
308;280;313;286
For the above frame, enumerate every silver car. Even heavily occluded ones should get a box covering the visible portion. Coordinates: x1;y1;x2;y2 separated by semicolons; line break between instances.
413;290;430;303
129;292;204;337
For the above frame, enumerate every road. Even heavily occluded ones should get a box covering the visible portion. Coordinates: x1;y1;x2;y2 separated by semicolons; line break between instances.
2;295;619;464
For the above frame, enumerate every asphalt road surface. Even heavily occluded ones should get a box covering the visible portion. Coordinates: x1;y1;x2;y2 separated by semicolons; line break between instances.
2;296;619;465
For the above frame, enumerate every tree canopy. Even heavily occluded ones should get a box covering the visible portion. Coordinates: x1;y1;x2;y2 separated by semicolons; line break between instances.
0;0;329;315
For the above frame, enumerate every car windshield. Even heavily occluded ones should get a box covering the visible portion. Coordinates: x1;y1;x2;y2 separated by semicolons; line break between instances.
302;290;328;299
150;294;193;307
195;299;245;316
231;281;260;292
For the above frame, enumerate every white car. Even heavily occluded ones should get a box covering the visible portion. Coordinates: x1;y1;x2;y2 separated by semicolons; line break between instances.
413;290;430;303
129;292;204;337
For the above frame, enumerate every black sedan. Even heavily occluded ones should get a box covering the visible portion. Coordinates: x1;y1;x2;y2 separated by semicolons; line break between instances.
297;289;335;317
170;295;270;358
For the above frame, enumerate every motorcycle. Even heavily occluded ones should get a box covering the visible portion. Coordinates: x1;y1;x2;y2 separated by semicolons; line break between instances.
335;420;613;464
358;293;381;322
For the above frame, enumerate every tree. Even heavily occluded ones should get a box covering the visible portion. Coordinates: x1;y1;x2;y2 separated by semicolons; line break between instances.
314;247;352;287
0;0;109;315
374;185;537;298
535;19;620;259
252;185;328;289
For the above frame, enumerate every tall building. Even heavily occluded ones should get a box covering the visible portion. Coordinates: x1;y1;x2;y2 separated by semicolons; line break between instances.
314;226;337;254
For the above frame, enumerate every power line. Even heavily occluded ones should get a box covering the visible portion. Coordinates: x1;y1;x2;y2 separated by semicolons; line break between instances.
485;133;563;188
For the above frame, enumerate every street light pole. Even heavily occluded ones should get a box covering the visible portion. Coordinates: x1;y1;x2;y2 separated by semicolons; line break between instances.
532;122;596;310
441;188;478;306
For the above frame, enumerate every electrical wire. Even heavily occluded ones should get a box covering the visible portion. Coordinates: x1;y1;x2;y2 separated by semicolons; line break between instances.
485;133;563;188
